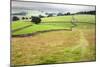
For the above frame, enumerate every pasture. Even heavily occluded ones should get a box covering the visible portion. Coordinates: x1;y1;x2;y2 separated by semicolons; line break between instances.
11;15;96;65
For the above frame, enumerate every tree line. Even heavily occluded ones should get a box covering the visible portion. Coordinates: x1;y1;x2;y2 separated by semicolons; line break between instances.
75;10;96;15
12;10;95;24
12;16;41;24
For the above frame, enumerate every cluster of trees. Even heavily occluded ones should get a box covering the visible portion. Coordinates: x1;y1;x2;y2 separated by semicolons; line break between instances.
12;16;41;24
12;12;71;21
46;12;71;17
45;11;96;17
12;16;19;21
57;12;71;16
12;12;27;15
39;15;45;18
21;17;31;20
75;11;96;15
31;16;41;24
12;10;95;24
12;16;31;21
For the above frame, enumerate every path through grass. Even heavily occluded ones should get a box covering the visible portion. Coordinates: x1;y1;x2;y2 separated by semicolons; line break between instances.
71;30;89;60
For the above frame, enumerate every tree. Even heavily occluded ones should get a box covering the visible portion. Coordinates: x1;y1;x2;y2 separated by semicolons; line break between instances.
26;17;28;20
31;16;41;24
57;13;64;16
22;17;25;20
12;16;19;21
29;17;31;19
39;15;44;18
67;12;70;15
75;11;96;15
64;12;70;15
47;13;53;17
45;13;49;15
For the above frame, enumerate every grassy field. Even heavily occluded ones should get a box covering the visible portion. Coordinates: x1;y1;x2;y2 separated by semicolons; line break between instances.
12;21;32;30
12;16;74;35
11;15;96;66
42;15;72;23
12;23;73;35
12;15;95;35
74;15;95;23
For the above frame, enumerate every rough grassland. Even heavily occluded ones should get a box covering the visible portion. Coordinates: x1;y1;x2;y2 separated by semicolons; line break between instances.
42;16;72;23
12;15;95;35
12;21;32;30
11;24;96;65
74;15;95;23
11;15;96;65
12;23;72;35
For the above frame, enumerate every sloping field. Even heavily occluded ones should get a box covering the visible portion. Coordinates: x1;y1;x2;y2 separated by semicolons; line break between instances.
42;16;72;23
74;15;95;23
12;23;72;35
12;16;74;35
12;15;95;36
11;24;96;65
11;15;96;65
12;21;32;30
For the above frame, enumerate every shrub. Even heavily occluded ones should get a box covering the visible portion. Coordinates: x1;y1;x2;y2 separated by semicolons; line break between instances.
29;17;31;19
47;13;53;17
22;17;25;20
64;12;71;15
39;15;44;18
31;16;41;24
57;13;64;16
26;17;28;20
67;12;70;15
12;16;19;21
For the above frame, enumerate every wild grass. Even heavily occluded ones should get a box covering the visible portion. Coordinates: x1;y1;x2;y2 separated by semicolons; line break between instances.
12;15;95;35
12;22;72;35
12;21;32;30
74;15;95;23
11;23;96;65
42;16;72;23
11;15;96;65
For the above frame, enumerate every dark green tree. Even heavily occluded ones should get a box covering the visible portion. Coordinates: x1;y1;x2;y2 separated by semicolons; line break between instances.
12;16;19;21
31;16;41;24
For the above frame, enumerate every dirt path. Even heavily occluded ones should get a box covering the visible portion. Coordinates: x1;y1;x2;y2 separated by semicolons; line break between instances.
71;30;89;57
71;16;89;52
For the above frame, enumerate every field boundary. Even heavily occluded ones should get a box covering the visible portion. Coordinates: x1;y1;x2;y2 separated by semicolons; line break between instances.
12;24;32;32
12;29;72;37
12;17;95;37
12;18;76;37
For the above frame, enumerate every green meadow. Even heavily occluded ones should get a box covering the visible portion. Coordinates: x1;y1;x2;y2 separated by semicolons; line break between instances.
11;15;96;65
12;16;74;35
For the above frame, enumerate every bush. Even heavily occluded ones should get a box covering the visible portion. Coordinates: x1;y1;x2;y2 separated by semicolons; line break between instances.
57;13;64;16
31;16;41;24
22;17;25;20
39;15;44;18
47;13;53;17
29;17;31;19
12;16;19;21
64;12;71;15
26;17;28;20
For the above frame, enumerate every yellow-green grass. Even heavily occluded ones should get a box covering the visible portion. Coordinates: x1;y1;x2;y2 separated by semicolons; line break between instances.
74;15;95;23
12;22;73;35
42;16;72;23
12;21;32;30
12;15;95;35
11;23;96;65
12;16;74;35
11;15;96;65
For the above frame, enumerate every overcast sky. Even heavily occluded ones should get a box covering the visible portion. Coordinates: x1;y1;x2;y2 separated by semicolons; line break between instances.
12;1;95;13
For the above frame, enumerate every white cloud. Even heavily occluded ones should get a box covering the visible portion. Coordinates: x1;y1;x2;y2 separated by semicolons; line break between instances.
12;1;95;13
